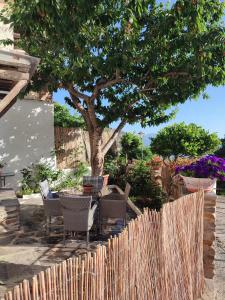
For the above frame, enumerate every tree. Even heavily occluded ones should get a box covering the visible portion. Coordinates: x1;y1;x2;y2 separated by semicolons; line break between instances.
150;122;221;159
54;102;85;128
1;0;224;175
121;132;152;161
215;138;225;158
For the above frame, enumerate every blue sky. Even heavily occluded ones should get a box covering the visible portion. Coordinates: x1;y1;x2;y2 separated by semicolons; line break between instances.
121;85;225;138
54;85;225;138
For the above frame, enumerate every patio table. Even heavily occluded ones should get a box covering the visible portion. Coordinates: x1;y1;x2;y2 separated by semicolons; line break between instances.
59;188;100;202
0;172;15;187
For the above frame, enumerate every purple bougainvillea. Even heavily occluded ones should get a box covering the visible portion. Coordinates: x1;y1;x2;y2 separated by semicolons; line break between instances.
176;155;225;181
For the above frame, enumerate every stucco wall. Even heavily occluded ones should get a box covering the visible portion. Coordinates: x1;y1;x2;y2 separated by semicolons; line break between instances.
0;99;56;189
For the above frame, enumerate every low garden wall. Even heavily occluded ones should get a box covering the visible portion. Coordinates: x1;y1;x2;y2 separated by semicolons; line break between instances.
3;191;204;300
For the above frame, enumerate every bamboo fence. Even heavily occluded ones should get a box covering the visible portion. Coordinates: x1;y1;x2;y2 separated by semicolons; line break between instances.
3;191;204;300
54;127;89;169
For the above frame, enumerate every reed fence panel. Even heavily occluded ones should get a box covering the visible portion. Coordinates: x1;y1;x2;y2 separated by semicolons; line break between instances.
3;191;204;300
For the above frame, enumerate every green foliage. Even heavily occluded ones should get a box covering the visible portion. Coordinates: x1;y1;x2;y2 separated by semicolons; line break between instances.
54;102;85;128
20;163;61;194
105;158;167;210
104;156;127;185
21;162;88;194
126;161;168;210
55;162;88;191
121;132;152;161
215;138;225;158
151;122;221;159
2;0;224;175
1;0;224;130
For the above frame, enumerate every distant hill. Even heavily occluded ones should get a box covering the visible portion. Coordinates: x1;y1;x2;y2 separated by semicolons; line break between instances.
143;133;155;146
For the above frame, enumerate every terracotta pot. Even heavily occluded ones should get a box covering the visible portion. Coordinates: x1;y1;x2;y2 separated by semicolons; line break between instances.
83;184;93;194
151;162;163;170
103;174;109;186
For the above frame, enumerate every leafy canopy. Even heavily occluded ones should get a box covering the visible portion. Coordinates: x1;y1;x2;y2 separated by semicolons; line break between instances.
215;138;225;158
54;102;85;128
1;0;224;129
151;122;221;158
121;132;152;160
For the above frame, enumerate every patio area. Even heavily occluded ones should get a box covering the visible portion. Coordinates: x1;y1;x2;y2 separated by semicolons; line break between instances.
0;193;135;297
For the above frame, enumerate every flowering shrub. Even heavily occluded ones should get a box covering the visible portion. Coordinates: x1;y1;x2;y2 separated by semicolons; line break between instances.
176;155;225;181
151;155;162;163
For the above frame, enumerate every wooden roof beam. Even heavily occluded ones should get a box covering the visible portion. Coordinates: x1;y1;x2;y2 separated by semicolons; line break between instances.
0;79;28;117
0;68;30;81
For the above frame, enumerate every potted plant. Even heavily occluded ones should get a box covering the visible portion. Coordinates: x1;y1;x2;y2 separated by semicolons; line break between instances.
103;174;109;186
175;155;225;192
151;156;163;170
83;184;93;194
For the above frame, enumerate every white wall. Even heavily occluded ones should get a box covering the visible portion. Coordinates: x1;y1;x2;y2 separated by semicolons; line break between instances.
0;99;56;190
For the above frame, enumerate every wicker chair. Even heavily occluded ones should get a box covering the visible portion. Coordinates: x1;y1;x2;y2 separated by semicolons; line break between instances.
59;194;97;246
99;183;131;231
39;180;62;234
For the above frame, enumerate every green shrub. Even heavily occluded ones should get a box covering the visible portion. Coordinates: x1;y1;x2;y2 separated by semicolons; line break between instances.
20;163;61;194
55;162;88;191
126;161;168;210
104;158;167;210
104;156;127;185
121;132;152;161
54;102;85;128
151;123;221;159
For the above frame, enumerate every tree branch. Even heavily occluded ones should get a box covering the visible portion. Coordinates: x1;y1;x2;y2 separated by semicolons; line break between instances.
162;71;191;78
102;119;127;156
68;84;89;101
67;88;93;131
86;98;98;128
90;77;124;101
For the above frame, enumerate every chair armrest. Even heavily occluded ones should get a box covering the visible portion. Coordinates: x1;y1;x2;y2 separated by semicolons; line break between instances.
88;203;98;229
90;203;98;215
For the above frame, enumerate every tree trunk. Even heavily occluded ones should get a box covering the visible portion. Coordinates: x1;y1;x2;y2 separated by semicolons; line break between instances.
89;129;104;176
